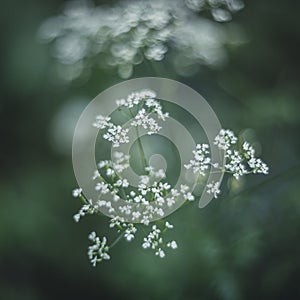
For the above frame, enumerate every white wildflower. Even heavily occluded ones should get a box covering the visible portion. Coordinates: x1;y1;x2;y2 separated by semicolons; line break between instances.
167;240;178;249
109;216;125;230
87;233;110;266
225;149;248;179
93;115;111;129
155;248;165;258
95;182;110;194
103;125;129;147
132;211;141;220
214;129;238;150
165;221;174;229
72;188;82;197
184;143;211;175
112;151;130;173
242;141;255;159
206;181;221;198
124;224;137;242
145;98;169;120
73;199;97;222
116;90;157;108
248;157;269;174
131;108;161;135
92;170;100;180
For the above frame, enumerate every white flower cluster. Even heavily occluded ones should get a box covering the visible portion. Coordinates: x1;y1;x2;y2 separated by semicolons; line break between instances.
92;159;194;225
214;128;238;150
93;116;129;148
116;90;156;108
206;180;221;198
38;0;244;80
184;143;211;176
124;223;137;242
87;232;110;267
98;151;130;176
186;128;269;199
142;222;178;258
93;90;168;147
72;92;269;267
73;197;97;222
243;142;269;174
131;109;161;135
72;188;82;197
214;130;269;179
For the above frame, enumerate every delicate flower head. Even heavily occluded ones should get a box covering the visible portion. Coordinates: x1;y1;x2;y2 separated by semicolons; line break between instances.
167;240;178;249
72;188;82;197
184;143;211;175
214;129;238;150
87;232;110;266
206;181;221;198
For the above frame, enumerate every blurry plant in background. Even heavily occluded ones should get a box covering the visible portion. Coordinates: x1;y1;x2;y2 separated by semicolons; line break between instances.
38;0;245;80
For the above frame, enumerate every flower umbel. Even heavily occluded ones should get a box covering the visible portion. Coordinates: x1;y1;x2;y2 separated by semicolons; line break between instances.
72;90;269;266
87;232;110;267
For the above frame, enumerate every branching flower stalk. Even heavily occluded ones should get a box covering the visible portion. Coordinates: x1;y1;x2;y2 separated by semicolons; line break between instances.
72;89;268;266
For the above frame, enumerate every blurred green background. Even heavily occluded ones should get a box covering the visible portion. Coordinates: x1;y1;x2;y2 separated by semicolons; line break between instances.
1;0;300;299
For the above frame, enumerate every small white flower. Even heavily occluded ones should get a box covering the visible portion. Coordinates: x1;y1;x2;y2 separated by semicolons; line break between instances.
206;181;221;198
131;108;162;135
88;231;96;241
167;240;178;249
106;168;115;176
103;125;129;148
72;188;82;197
92;170;100;180
73;214;80;223
185;143;211;176
87;233;110;266
93;115;111;129
185;192;195;201
124;223;137;241
132;211;141;220
73;199;97;222
155;248;165;258
225;150;247;179
165;221;174;229
214;129;238;150
95;182;110;194
248;157;269;174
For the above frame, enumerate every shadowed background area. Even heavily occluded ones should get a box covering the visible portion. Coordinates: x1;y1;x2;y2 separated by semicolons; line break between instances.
0;0;300;299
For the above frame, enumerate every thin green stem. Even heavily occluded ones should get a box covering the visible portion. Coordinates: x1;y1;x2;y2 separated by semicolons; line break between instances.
109;231;126;249
128;108;148;171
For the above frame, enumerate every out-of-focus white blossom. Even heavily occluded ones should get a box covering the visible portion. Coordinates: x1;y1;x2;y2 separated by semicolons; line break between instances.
185;0;244;21
38;0;245;80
